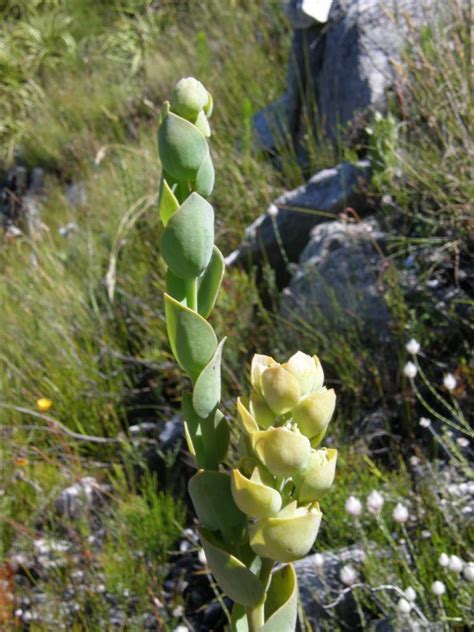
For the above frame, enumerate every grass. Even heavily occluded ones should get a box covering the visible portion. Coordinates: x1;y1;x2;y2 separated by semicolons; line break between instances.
1;0;472;630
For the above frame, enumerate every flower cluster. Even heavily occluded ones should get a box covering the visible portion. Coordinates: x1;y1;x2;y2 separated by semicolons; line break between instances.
230;352;337;562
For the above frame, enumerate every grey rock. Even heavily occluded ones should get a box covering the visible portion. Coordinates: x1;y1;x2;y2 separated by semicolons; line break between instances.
281;217;391;340
65;181;87;207
55;476;109;520
294;546;365;630
260;1;445;154
252;93;289;155
226;160;371;285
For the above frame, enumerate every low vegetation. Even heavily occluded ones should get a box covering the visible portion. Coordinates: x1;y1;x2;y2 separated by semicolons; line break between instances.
1;1;472;630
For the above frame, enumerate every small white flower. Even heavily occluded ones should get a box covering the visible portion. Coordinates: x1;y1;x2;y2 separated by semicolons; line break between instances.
267;203;279;217
367;490;384;515
404;587;416;602
431;580;446;596
419;417;431;428
314;553;324;569
448;555;464;574
406;339;420;355
456;437;469;448
397;597;412;614
443;373;456;391
197;548;207;566
340;564;358;586
462;562;474;582
403;362;417;379
438;553;449;567
409;455;420;466
174;626;189;632
345;496;363;517
392;503;409;524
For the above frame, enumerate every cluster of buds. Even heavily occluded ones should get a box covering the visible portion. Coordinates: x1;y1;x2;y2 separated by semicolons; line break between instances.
157;78;337;631
231;352;337;562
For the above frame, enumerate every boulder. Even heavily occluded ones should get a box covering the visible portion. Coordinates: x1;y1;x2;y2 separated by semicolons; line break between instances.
55;476;109;520
257;0;444;155
226;160;372;286
294;546;365;630
280;218;391;341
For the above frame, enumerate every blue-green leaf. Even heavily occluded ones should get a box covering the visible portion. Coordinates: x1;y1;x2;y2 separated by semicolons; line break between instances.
158;110;207;181
198;246;225;318
182;393;229;469
160;192;214;279
158;177;179;226
193;338;226;418
199;528;264;608
261;564;298;632
189;471;246;533
164;293;217;379
195;150;215;196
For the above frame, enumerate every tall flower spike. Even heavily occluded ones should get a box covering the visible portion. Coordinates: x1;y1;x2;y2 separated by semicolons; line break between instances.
158;79;339;632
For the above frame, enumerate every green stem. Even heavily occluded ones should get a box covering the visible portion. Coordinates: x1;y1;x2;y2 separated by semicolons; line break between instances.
246;558;274;631
185;277;198;311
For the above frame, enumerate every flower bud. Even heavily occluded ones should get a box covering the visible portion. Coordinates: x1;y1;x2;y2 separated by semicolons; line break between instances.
231;467;282;519
292;388;336;441
283;352;324;396
251;427;310;478
249;501;322;562
250;354;276;391
296;448;337;503
261;366;301;415
171;77;209;121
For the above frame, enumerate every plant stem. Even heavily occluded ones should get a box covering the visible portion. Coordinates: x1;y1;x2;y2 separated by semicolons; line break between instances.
185;277;198;311
246;558;274;631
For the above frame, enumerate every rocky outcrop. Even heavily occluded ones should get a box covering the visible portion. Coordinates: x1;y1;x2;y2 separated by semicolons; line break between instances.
255;0;444;158
226;160;372;286
280;218;390;341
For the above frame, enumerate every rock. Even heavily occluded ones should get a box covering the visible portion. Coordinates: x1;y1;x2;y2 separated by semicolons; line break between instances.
226;160;372;286
258;0;444;155
1;165;45;235
55;477;109;520
281;218;391;341
294;546;365;630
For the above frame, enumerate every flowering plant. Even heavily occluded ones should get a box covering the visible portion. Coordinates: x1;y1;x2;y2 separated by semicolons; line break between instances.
157;78;338;631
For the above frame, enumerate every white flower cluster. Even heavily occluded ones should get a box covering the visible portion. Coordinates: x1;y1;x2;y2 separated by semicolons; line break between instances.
438;553;473;580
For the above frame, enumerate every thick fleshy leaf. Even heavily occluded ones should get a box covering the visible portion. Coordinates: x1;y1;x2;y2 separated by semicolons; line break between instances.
197;246;225;318
195;110;211;137
292;387;336;440
195;149;215;196
158;110;207;181
193;338;226;418
158;177;179;227
249;503;322;563
297;448;337;503
165;293;217;378
166;269;186;304
261;564;297;632
237;398;259;435
249;388;275;429
230;604;249;632
251;427;311;478
182;393;229;469
189;471;246;534
160;192;214;279
231;468;282;519
199;528;264;607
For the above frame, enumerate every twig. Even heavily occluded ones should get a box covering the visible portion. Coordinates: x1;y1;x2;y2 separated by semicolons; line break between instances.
0;403;121;444
323;582;429;625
